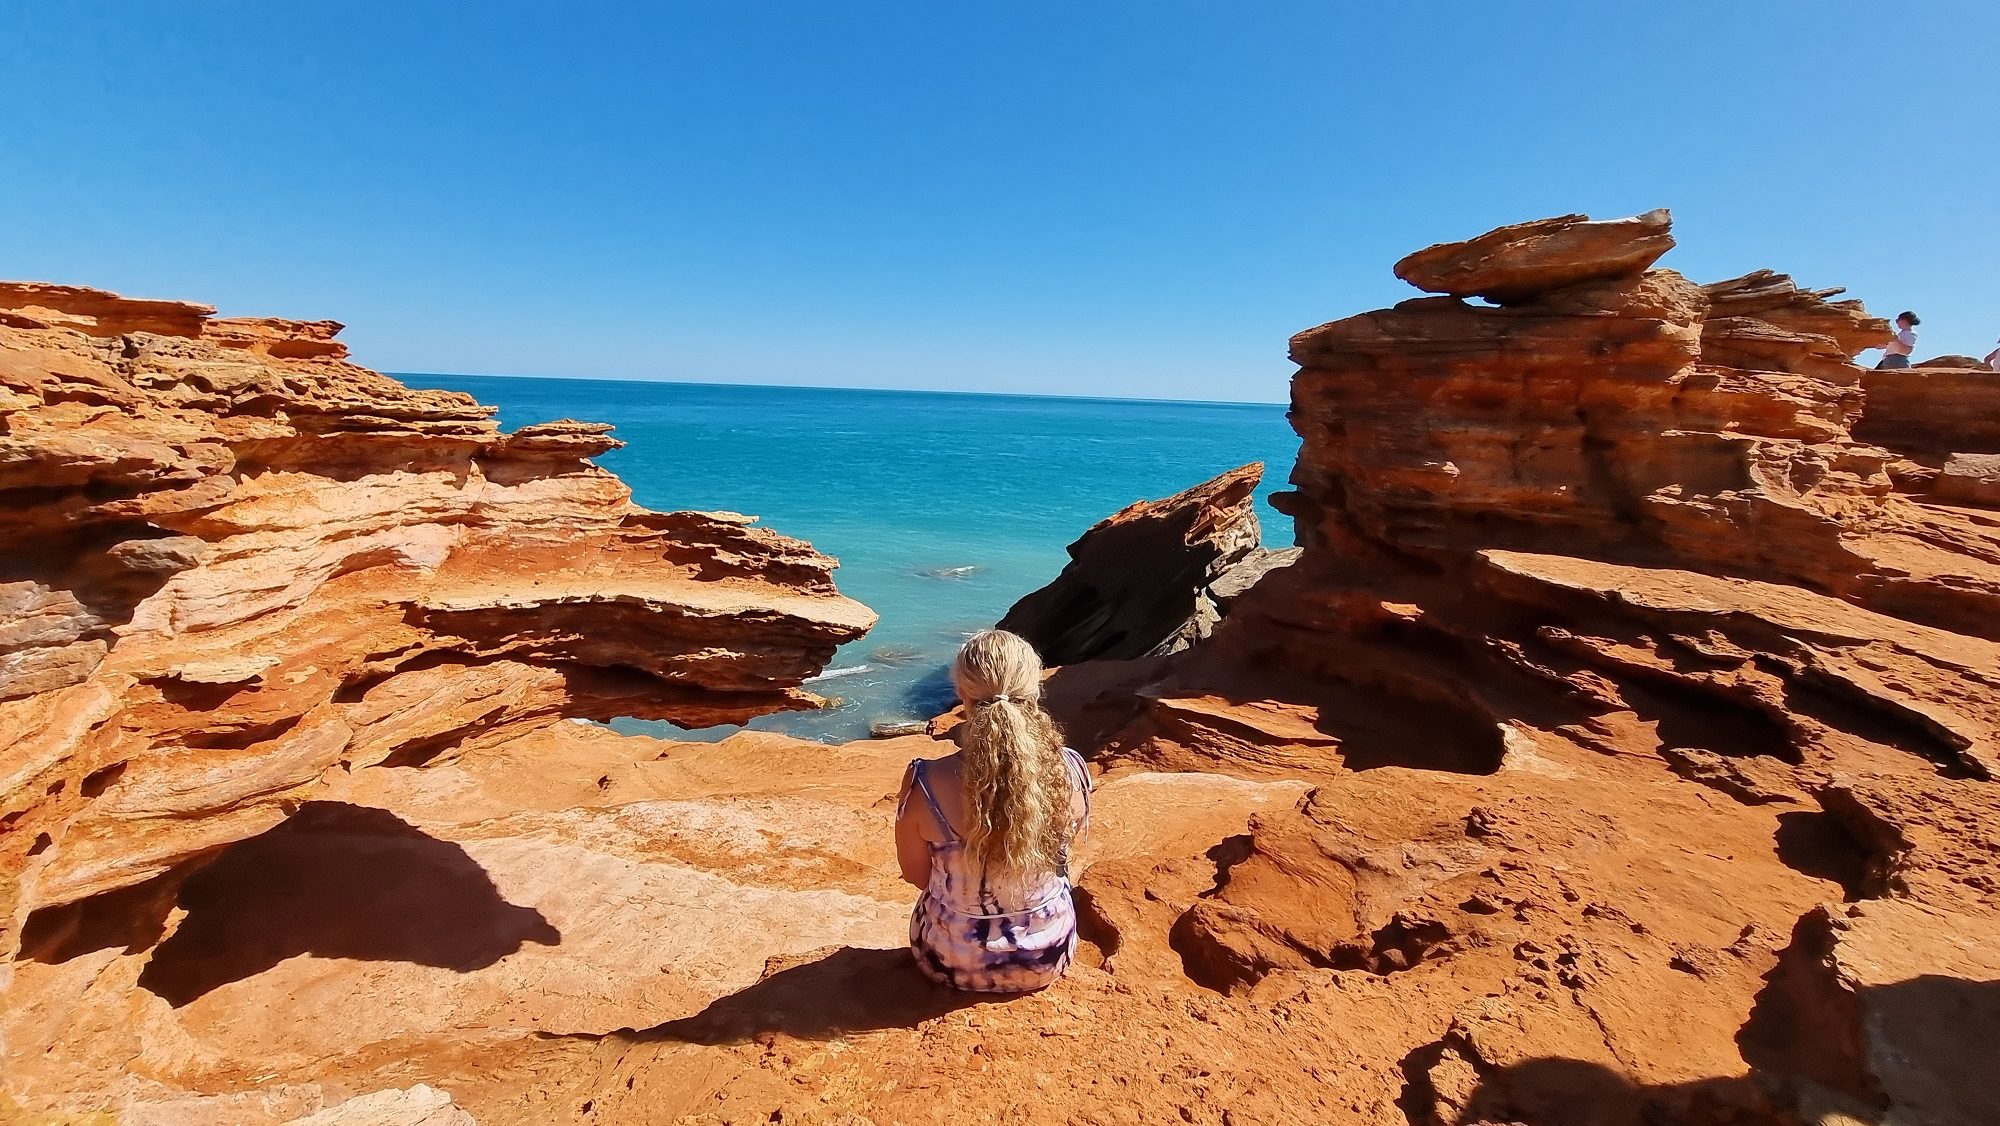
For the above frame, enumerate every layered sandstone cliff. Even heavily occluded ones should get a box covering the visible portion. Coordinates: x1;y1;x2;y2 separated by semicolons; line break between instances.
0;283;874;965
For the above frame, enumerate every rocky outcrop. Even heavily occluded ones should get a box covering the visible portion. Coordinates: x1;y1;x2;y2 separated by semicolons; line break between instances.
1853;357;2000;518
1055;212;2000;1123
1279;243;2000;638
996;463;1294;663
9;215;1999;1126
0;282;873;965
202;317;351;361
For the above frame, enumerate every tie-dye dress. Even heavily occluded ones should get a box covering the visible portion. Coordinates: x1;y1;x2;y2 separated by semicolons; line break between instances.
901;748;1092;992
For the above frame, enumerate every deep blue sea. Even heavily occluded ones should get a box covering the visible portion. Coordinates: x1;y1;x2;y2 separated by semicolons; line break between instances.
400;376;1300;741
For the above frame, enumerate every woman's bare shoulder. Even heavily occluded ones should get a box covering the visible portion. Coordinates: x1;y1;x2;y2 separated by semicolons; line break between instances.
921;749;966;777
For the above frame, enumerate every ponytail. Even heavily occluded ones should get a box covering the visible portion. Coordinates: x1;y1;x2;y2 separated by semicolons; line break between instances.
951;632;1071;876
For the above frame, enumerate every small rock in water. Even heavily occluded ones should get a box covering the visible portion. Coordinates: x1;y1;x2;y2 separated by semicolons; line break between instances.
817;695;850;710
870;717;931;739
918;565;983;580
870;643;927;665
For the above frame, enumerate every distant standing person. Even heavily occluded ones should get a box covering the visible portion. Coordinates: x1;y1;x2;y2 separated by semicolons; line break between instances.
1876;311;1920;369
1984;337;1999;372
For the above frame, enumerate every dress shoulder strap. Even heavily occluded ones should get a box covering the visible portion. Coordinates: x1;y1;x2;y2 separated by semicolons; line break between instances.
1062;746;1093;831
1061;746;1092;789
912;759;958;841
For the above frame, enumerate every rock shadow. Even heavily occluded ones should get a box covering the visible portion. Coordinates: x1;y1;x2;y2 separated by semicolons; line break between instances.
1307;679;1506;774
1826;974;2000;1119
1412;1054;1769;1125
1443;969;2000;1125
1778;674;1979;778
1622;680;1800;764
1112;671;1510;774
1771;810;1868;900
1740;912;2000;1120
17;868;181;965
637;945;988;1044
137;801;559;1006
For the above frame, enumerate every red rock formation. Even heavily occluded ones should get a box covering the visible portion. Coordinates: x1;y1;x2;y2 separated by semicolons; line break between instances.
996;463;1295;663
1065;211;2000;1124
8;215;1999;1126
1281;251;2000;638
0;282;873;951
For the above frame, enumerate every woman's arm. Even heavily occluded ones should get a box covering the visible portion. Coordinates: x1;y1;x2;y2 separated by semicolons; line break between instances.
894;762;933;888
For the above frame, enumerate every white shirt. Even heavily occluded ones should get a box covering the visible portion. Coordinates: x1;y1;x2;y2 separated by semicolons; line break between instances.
1886;327;1916;356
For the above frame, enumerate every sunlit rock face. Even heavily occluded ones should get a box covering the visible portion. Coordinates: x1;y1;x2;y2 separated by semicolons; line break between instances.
0;281;874;942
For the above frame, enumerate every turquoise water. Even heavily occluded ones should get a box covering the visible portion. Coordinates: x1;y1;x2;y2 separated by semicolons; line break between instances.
399;376;1299;741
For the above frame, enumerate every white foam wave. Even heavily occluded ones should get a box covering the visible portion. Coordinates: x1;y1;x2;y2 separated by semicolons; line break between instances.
805;663;875;683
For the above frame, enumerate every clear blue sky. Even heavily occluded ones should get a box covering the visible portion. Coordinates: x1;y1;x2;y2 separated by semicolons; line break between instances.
5;2;1996;402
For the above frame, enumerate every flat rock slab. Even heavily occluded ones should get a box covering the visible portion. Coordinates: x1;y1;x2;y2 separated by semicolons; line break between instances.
282;1086;475;1126
1394;209;1675;303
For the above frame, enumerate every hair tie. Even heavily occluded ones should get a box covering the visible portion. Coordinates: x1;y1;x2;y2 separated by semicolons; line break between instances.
975;693;1018;708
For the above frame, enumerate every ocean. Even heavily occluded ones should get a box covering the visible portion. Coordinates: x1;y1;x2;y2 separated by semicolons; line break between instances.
400;375;1301;741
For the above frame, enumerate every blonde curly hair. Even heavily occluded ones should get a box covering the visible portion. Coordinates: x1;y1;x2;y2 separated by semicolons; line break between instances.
951;630;1070;875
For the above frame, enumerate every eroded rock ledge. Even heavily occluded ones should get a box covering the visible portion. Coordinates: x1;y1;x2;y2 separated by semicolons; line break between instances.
0;282;873;941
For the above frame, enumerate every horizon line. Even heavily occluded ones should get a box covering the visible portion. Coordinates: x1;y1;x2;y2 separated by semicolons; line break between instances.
388;369;1291;410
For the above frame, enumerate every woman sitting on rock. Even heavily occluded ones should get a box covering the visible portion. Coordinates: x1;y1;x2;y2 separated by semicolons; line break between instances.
894;629;1091;992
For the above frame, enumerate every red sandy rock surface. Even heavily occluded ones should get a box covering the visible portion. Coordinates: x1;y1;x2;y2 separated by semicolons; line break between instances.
5;209;1999;1126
